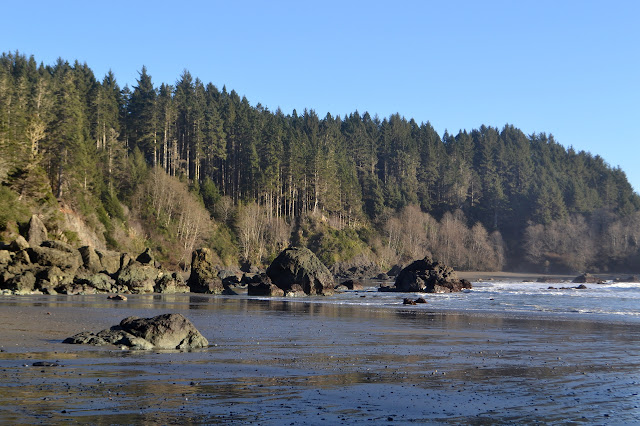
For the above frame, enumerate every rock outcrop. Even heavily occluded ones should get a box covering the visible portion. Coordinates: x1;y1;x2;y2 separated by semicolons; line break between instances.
0;236;187;295
63;313;208;350
383;257;472;293
266;247;335;295
187;248;224;294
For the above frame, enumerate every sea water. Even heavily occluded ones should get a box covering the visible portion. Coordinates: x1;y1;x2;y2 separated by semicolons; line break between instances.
253;279;640;323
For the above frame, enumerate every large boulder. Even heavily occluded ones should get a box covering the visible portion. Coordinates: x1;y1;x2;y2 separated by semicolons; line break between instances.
27;215;48;247
266;247;335;296
116;260;159;293
573;273;602;284
63;313;208;350
27;241;82;274
188;248;223;294
392;257;472;293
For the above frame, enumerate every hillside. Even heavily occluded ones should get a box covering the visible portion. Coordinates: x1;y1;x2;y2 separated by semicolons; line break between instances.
1;52;639;273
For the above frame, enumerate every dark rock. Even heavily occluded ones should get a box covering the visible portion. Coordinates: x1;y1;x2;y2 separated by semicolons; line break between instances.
248;273;284;296
32;361;60;367
27;215;48;247
415;297;427;304
392;257;471;293
223;283;248;295
136;248;154;265
108;294;127;301
386;264;404;277
266;247;335;295
339;279;364;291
375;273;390;281
573;273;599;284
403;298;417;305
188;248;224;294
219;269;241;281
64;313;208;350
575;284;588;289
330;255;381;279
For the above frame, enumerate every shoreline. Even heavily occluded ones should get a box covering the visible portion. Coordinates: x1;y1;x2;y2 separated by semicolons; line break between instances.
1;294;639;423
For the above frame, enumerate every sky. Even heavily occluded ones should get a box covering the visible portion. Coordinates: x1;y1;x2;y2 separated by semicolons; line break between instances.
3;0;639;192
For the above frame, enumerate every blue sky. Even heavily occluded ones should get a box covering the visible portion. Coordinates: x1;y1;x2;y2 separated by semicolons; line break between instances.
4;0;639;192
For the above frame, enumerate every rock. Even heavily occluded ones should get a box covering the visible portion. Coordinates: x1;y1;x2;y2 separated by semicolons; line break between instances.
403;298;417;305
41;240;76;253
154;272;189;294
27;215;48;247
415;297;427;303
119;314;208;349
248;273;284;296
573;273;600;284
116;261;158;293
136;248;154;265
96;249;121;275
391;257;472;293
108;294;127;301
188;248;224;294
35;266;74;290
0;250;11;265
386;264;404;277
82;273;116;292
64;313;208;350
266;247;335;296
4;271;36;293
375;273;390;281
78;246;102;273
330;255;381;279
285;284;306;297
223;283;248;295
9;236;29;252
27;243;82;273
339;279;364;291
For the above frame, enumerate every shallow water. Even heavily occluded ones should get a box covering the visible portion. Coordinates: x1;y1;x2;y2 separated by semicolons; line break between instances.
1;284;640;424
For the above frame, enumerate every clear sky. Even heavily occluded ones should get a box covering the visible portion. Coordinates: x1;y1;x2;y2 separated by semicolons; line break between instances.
4;0;639;192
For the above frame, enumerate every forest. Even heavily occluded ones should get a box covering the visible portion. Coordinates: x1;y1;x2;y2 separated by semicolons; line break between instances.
1;51;639;273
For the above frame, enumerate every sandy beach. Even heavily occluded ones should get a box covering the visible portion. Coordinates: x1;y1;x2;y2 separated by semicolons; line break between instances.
1;292;640;424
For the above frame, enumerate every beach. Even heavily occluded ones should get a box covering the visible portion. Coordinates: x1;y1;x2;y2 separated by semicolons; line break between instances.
1;292;640;424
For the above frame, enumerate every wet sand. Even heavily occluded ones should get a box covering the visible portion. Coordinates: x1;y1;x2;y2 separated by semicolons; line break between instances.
1;293;640;424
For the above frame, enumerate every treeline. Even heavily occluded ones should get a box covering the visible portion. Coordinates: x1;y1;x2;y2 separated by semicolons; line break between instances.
1;51;639;272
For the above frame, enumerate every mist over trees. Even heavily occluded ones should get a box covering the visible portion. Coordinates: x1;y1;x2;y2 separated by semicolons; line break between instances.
1;51;639;273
